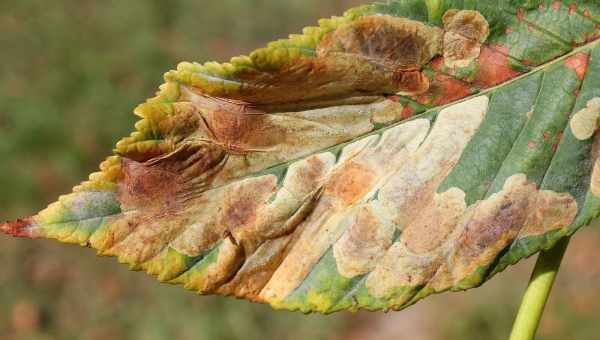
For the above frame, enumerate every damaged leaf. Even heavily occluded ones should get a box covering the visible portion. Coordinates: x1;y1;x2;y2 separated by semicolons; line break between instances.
3;0;600;314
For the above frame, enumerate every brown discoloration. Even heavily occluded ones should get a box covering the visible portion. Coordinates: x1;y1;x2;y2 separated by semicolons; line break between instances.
415;73;474;106
564;52;590;81
205;110;262;147
430;45;521;88
118;143;227;211
442;10;490;68
451;175;535;269
318;16;443;71
368;173;579;296
394;70;431;95
520;190;578;237
516;8;525;22
318;15;443;95
224;154;334;258
473;46;522;88
402;188;466;254
118;159;180;211
324;162;376;206
333;204;395;278
172;175;278;258
222;176;278;251
261;120;430;302
106;213;194;264
218;236;292;300
366;241;440;300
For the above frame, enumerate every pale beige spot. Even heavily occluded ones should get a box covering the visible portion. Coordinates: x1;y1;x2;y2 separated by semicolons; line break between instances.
570;98;600;140
333;203;395;278
372;100;406;125
364;189;467;298
365;242;438;300
379;95;488;226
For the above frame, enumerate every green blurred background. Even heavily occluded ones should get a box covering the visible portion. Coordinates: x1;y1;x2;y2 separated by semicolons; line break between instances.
1;1;599;339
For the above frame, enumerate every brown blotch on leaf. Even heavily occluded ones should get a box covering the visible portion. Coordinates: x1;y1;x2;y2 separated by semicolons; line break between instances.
402;188;467;254
324;161;376;206
218;236;292;300
118;143;226;210
333;204;395;278
442;10;490;68
318;15;443;95
318;15;443;70
521;190;578;237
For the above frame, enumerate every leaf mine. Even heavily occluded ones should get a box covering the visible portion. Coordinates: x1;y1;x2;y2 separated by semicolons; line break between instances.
442;9;490;68
571;97;600;140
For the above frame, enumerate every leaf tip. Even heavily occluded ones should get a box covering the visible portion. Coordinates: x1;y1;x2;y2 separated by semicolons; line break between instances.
0;217;36;238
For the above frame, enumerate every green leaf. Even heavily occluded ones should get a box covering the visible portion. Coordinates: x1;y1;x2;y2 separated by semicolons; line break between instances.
3;0;600;313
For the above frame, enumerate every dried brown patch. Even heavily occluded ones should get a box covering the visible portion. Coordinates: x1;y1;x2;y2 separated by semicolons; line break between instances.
118;143;226;210
325;161;376;206
318;15;442;95
118;159;180;210
454;175;535;261
442;10;490;68
393;70;431;95
521;190;578;237
221;176;278;252
218;236;292;300
402;188;466;254
333;204;395;278
318;15;443;71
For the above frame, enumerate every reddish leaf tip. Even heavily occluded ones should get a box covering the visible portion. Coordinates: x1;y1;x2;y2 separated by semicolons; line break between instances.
0;218;35;238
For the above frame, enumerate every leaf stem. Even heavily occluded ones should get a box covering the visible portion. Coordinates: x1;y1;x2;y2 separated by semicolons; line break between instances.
508;237;570;340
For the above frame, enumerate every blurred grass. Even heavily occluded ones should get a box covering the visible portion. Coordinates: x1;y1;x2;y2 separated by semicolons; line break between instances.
1;1;600;340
